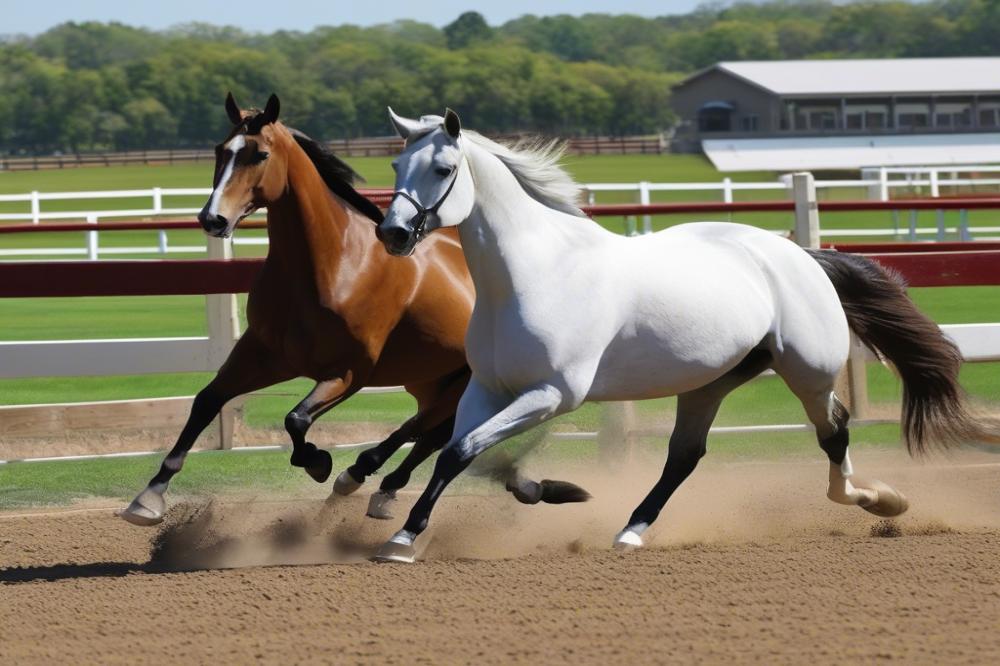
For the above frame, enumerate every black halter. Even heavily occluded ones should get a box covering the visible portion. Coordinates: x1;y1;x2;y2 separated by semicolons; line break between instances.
391;166;461;239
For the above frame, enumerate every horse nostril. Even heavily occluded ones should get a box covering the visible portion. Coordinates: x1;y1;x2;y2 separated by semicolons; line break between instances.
385;226;411;248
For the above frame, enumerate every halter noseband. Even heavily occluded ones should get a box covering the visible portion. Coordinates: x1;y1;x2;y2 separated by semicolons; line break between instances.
391;162;462;239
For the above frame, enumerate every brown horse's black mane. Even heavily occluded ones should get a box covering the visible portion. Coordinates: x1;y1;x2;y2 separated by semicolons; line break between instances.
288;129;385;225
229;108;384;225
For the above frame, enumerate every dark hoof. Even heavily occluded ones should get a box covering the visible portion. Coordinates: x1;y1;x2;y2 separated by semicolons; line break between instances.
305;448;333;484
539;479;592;504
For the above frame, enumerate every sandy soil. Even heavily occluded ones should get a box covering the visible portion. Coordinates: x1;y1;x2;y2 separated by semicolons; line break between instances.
2;450;1000;664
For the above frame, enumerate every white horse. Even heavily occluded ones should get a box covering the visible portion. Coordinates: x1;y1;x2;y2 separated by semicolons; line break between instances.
372;108;990;563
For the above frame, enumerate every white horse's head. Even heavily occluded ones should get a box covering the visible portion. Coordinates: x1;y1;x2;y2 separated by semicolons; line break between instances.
377;107;475;256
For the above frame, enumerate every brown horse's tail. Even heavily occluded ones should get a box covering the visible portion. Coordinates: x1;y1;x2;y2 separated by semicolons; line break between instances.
807;249;1000;455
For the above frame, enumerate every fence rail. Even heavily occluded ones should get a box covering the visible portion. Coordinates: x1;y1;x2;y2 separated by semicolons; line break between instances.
3;174;1000;460
0;136;665;172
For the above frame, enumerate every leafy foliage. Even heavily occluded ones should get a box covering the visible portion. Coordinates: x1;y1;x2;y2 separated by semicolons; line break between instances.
3;2;1000;153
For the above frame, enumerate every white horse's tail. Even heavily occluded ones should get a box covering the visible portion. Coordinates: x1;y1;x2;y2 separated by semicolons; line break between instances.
808;249;1000;455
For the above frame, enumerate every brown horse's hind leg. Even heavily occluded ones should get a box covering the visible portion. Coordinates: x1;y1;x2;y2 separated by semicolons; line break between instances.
121;334;292;526
334;368;469;497
365;416;456;519
286;377;360;483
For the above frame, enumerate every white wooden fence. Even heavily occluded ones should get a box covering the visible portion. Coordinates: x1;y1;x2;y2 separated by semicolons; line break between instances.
5;161;1000;258
2;173;1000;462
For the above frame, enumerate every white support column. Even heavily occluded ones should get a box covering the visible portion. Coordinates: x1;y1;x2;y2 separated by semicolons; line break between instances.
30;191;40;224
205;235;240;449
86;214;99;260
879;167;889;202
153;187;168;254
929;170;940;198
846;333;870;421
638;181;652;234
722;177;733;203
792;172;820;249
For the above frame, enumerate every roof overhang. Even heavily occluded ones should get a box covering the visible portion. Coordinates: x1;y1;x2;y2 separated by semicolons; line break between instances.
702;133;1000;172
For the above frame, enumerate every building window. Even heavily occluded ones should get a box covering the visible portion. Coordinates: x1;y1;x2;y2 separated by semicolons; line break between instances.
809;111;837;130
740;115;758;131
898;112;929;128
866;111;887;129
980;108;1000;127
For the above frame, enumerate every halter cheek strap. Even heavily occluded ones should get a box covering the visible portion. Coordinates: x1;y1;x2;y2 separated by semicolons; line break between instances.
391;162;462;238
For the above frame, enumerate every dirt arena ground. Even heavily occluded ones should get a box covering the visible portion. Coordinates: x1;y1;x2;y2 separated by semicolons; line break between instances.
3;450;1000;664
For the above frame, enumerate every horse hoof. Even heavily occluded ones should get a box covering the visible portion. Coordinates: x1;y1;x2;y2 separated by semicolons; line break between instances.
366;490;397;520
613;529;644;551
372;540;417;563
332;469;364;496
305;448;333;484
119;488;166;527
862;480;909;518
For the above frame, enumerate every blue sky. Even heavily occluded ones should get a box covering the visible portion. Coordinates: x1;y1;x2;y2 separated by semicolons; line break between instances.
6;1;713;35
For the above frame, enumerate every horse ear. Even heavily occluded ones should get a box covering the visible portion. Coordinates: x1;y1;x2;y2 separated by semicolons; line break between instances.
444;108;461;139
261;93;280;125
225;92;242;125
388;107;422;140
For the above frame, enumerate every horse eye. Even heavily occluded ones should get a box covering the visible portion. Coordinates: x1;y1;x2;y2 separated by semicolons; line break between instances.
250;151;269;164
435;166;453;177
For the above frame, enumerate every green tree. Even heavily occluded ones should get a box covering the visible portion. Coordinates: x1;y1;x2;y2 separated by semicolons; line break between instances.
444;12;494;49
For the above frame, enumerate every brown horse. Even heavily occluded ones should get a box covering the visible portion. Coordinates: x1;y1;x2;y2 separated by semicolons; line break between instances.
121;93;479;525
122;94;587;526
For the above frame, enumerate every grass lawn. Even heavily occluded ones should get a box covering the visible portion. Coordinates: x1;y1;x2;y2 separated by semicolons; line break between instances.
3;156;1000;507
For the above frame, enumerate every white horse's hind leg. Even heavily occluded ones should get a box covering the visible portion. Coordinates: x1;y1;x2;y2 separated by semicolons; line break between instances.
615;347;773;550
797;389;909;517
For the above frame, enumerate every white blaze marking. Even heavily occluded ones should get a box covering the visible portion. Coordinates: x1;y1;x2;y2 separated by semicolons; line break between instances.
207;134;245;216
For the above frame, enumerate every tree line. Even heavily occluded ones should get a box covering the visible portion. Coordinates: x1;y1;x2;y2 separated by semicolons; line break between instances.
2;1;999;154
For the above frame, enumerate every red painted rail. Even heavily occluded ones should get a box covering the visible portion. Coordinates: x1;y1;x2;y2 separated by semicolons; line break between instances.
0;259;265;297
2;249;999;298
3;196;1000;235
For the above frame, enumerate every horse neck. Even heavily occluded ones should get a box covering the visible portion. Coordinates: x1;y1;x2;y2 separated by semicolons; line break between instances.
264;137;368;295
459;142;592;300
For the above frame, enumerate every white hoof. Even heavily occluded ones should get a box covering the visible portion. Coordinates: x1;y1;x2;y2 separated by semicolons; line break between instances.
373;530;417;563
332;469;363;496
613;528;644;550
119;487;166;526
860;480;909;518
366;490;397;520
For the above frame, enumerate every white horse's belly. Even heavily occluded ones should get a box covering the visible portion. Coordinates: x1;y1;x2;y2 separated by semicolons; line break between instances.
586;294;772;400
585;230;777;401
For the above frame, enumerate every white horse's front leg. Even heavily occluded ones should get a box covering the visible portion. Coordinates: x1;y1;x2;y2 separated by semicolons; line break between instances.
374;384;567;563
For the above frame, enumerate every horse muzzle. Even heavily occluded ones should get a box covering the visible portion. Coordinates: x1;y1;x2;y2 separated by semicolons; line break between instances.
377;220;419;257
197;209;231;238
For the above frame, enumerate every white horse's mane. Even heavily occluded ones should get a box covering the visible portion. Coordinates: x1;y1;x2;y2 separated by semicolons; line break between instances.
406;117;586;218
461;131;587;218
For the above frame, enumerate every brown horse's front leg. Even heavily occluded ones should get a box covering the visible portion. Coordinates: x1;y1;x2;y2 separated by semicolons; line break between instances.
286;376;359;483
121;334;292;526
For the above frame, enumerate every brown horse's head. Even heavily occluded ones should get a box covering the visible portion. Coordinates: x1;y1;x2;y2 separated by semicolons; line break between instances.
198;92;290;238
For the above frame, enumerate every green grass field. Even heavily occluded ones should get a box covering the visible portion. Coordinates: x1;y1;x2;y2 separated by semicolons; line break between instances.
3;155;1000;508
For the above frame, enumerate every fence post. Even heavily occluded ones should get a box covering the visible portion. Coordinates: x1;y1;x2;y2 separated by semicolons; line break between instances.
30;191;40;224
152;187;168;255
598;401;636;466
929;169;940;198
639;181;652;234
792;172;820;249
722;176;733;204
845;334;871;421
205;235;240;449
86;214;99;260
879;167;889;202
